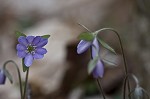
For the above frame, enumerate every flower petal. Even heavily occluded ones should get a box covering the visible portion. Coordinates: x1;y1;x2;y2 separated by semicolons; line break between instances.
32;36;41;45
36;48;47;55
92;60;104;78
36;38;48;47
0;69;6;84
77;40;92;54
17;51;27;58
18;36;28;46
92;38;100;58
16;44;26;51
26;36;35;44
33;53;44;59
24;54;33;67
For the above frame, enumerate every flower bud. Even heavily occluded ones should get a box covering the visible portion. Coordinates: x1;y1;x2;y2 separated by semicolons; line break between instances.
77;40;92;54
0;69;6;84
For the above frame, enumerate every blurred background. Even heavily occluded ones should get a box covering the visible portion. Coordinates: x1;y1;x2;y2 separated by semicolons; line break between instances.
0;0;150;99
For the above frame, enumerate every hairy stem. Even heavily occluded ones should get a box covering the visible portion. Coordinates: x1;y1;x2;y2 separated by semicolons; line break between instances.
23;69;29;99
123;74;129;99
3;60;23;99
97;79;106;99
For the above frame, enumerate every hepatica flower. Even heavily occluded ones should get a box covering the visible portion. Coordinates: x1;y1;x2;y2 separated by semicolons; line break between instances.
0;69;6;84
77;37;104;78
16;36;48;67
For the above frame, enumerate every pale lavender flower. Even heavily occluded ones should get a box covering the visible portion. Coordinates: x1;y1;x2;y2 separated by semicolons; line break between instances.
16;36;48;67
77;38;104;78
0;69;6;84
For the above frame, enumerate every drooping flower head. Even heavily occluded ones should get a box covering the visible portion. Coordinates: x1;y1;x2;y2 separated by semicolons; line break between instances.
0;69;6;84
77;37;104;78
16;36;48;67
77;28;117;79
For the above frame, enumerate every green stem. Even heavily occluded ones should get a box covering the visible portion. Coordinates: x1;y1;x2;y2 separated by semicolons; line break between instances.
123;74;129;99
97;79;106;99
3;60;23;99
95;28;131;99
23;69;29;99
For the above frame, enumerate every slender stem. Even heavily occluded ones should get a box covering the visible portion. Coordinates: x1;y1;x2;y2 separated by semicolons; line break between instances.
3;60;23;99
26;84;31;99
23;69;29;99
77;23;92;32
97;79;106;99
123;74;129;99
95;28;131;99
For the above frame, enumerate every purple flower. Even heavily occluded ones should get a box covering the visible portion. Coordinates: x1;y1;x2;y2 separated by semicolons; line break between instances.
16;36;48;67
0;69;6;84
77;38;104;78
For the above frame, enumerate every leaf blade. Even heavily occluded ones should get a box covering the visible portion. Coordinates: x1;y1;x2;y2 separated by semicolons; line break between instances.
15;31;26;38
41;35;50;39
98;37;116;54
102;58;117;67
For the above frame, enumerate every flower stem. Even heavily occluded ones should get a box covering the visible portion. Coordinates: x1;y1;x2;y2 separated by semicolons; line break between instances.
23;69;29;99
123;74;129;99
95;28;131;99
3;60;23;99
26;84;31;99
97;79;106;99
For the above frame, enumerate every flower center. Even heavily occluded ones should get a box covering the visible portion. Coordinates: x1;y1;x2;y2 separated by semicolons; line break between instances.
27;45;35;53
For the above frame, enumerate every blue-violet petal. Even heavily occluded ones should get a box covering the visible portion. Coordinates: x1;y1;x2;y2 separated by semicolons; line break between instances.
16;44;26;51
36;48;47;55
26;36;35;44
24;54;33;67
18;36;28;46
32;36;41;45
36;38;48;47
33;53;44;59
17;51;27;58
